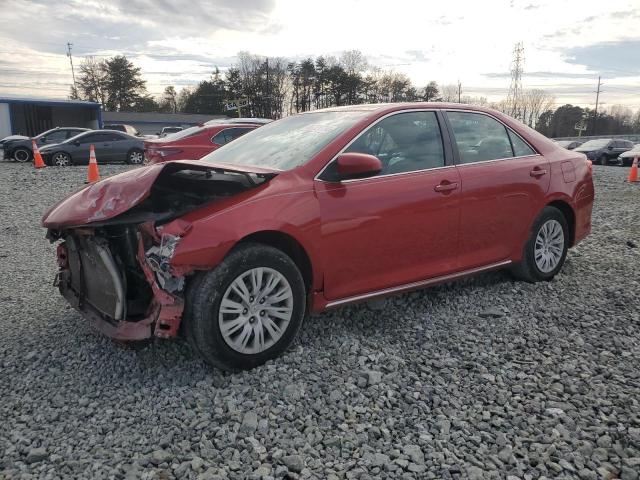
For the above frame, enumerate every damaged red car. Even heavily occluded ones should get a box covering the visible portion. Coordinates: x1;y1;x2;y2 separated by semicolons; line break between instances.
42;104;594;371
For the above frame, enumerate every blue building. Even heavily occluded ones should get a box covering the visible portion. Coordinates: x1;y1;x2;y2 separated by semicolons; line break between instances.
0;96;102;138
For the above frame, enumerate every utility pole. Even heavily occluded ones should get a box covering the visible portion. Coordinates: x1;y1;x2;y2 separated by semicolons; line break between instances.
592;76;602;136
66;42;76;88
457;80;462;103
265;57;271;119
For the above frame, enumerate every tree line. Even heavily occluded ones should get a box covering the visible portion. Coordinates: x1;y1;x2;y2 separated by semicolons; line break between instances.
70;51;640;136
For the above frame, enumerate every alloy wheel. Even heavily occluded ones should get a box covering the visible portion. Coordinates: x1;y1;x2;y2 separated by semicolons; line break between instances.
218;267;294;355
534;219;564;273
53;153;70;167
129;150;144;164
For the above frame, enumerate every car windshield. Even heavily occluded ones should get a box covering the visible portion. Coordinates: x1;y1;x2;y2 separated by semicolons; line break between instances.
577;139;610;148
201;111;365;170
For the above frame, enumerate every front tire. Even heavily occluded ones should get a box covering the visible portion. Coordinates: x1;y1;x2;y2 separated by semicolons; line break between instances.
127;148;144;165
511;206;569;283
13;148;31;163
597;154;608;165
187;243;306;371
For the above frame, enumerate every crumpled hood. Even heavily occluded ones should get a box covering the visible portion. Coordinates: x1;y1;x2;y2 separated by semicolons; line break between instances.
41;160;279;229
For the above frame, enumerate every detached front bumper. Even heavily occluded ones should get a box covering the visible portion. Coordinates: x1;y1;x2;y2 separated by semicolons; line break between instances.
54;227;185;341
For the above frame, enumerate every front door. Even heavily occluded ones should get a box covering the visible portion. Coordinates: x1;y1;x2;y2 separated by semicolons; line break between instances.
445;111;550;268
315;110;461;301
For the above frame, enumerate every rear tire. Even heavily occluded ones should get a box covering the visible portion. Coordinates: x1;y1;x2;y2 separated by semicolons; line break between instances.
186;243;306;371
13;148;31;163
511;206;569;283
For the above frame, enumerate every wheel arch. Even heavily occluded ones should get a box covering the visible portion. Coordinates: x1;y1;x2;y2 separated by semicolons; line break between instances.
236;230;314;294
546;199;576;246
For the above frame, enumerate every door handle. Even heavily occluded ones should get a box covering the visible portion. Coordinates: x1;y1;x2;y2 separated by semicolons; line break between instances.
434;181;459;193
530;168;547;177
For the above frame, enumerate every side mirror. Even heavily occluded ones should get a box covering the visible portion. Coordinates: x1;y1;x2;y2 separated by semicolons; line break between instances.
607;146;613;150
40;137;47;143
335;153;382;180
73;140;81;146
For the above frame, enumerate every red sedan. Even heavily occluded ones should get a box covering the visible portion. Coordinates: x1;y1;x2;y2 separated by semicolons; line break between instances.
144;120;265;163
42;103;594;371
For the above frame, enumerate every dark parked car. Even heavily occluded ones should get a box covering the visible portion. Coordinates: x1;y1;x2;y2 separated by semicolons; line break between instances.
39;130;145;166
574;138;635;164
0;127;89;162
617;144;640;166
104;124;141;136
42;103;594;371
555;140;583;150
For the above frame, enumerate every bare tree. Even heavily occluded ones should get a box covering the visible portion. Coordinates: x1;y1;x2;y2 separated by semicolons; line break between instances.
339;50;368;75
520;89;555;127
440;84;459;102
76;56;107;105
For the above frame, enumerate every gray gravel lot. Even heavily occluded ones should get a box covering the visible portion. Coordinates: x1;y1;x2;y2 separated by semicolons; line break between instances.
0;162;639;480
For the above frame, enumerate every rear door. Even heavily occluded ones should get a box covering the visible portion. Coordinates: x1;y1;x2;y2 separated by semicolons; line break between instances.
315;110;461;301
445;111;549;268
105;132;130;162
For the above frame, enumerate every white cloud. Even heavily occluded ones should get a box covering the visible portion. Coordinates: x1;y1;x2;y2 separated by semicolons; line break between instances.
0;0;638;108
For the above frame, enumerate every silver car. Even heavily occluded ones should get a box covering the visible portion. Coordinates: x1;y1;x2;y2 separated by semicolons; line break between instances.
39;130;145;167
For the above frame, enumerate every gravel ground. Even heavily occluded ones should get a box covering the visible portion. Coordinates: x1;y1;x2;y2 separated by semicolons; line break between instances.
0;162;639;480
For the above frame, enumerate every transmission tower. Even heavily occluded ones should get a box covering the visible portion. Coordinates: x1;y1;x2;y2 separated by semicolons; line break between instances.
506;42;524;119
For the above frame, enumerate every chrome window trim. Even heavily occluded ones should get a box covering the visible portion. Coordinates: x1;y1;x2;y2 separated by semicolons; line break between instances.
314;108;447;183
325;259;512;308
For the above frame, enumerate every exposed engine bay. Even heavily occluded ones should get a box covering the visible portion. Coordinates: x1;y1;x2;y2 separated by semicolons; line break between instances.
47;164;276;341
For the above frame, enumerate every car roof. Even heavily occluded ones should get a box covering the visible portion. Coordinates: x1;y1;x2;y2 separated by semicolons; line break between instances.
304;102;507;117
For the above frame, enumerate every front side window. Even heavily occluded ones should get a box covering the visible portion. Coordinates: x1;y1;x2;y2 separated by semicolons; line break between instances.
447;112;514;163
335;111;445;178
44;131;68;142
79;133;108;144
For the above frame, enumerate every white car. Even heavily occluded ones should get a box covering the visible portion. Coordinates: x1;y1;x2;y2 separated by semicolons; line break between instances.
618;144;640;167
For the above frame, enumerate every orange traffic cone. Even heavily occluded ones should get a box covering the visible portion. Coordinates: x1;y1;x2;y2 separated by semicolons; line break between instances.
87;144;100;183
32;140;45;169
628;157;639;183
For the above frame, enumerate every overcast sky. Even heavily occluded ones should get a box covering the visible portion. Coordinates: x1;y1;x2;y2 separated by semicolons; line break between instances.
1;0;639;110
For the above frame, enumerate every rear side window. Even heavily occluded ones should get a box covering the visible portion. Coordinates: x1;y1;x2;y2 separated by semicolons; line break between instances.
447;112;518;163
508;130;536;157
213;127;252;145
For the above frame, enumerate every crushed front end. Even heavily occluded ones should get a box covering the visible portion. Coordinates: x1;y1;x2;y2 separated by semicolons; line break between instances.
43;160;277;341
50;224;185;341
